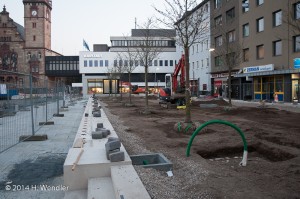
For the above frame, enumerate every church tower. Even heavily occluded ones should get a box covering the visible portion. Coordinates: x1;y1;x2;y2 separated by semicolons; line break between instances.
23;0;52;79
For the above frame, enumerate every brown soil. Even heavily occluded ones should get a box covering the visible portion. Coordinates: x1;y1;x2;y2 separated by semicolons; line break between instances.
101;95;300;198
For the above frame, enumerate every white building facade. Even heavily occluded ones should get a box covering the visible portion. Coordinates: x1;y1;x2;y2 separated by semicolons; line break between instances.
78;29;181;98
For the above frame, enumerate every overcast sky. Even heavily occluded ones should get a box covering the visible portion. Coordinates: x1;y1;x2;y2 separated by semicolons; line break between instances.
1;0;174;55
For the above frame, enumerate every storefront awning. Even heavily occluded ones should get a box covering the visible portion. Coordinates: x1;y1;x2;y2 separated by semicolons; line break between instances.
234;68;300;77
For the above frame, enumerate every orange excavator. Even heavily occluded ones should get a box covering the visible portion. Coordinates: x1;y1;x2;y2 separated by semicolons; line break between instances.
159;54;186;106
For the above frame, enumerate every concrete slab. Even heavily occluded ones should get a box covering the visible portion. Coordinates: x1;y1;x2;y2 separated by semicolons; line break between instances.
88;177;116;199
64;190;87;199
111;165;151;199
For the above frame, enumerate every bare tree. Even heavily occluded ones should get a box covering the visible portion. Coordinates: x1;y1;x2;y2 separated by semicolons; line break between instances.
116;49;139;104
135;18;163;113
154;0;209;123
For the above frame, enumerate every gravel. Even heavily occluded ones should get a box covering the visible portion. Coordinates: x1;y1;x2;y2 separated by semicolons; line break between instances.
101;101;213;199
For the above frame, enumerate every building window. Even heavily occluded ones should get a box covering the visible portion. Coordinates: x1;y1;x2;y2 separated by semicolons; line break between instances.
273;40;282;56
105;60;109;67
32;23;36;28
201;42;203;51
227;30;236;42
33;35;36;41
159;60;163;66
226;7;235;22
294;2;300;20
154;60;158;66
165;60;168;66
215;35;223;47
38;52;42;59
197;61;199;69
207;58;209;67
201;60;204;67
94;60;98;67
119;60;123;66
257;0;263;6
215;56;222;67
257;17;264;32
170;60;174;66
89;60;93;67
293;35;300;52
113;60;117;67
243;23;249;37
215;0;222;9
257;45;264;59
192;46;194;54
214;15;222;27
243;48;249;62
100;60;104;67
273;10;282;27
196;44;199;53
84;60;87;67
242;0;249;13
206;40;209;49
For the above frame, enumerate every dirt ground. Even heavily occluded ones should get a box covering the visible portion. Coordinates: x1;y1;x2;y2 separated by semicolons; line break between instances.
100;94;300;199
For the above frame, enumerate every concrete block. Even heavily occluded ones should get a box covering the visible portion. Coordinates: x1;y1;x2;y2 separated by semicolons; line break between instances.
108;137;119;142
97;123;103;128
109;151;125;162
97;129;110;137
106;149;120;160
105;140;121;151
93;112;101;117
19;134;48;142
39;121;54;126
53;113;64;117
92;131;103;139
85;113;89;117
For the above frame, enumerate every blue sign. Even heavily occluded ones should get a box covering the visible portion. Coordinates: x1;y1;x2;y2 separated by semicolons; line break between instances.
294;58;300;69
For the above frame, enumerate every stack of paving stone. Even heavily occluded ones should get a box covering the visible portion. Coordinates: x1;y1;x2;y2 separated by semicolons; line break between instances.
105;137;125;162
92;100;101;117
92;123;111;139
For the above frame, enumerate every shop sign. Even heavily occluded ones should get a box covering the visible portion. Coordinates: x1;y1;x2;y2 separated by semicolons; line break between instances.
294;58;300;69
243;64;274;73
83;54;102;58
211;71;238;78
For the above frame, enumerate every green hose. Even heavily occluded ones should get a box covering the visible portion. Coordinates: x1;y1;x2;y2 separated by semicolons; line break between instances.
186;119;248;166
184;123;193;134
177;122;181;132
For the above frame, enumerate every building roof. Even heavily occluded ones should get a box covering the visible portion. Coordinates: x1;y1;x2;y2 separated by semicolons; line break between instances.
13;21;25;41
131;29;176;37
175;0;209;25
23;0;52;9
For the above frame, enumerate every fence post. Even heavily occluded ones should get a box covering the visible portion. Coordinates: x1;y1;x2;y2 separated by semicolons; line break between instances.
45;78;48;122
30;74;35;135
56;80;59;115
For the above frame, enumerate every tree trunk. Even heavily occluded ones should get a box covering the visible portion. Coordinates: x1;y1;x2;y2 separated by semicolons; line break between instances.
228;68;232;106
184;47;192;123
145;65;149;110
129;72;132;104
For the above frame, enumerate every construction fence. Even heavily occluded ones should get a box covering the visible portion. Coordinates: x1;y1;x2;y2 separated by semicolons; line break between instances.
0;70;82;153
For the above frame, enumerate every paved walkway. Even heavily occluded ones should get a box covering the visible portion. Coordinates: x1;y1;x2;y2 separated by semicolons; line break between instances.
0;99;85;199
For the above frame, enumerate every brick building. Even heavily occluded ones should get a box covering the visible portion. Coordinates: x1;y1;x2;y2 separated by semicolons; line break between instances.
0;0;61;85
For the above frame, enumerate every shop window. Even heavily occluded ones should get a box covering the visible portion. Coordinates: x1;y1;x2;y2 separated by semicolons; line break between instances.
275;76;283;92
254;78;261;92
